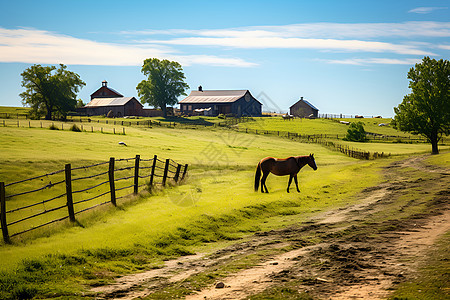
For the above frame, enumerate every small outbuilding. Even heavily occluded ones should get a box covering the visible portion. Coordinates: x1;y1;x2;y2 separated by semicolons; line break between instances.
289;97;319;118
179;86;262;117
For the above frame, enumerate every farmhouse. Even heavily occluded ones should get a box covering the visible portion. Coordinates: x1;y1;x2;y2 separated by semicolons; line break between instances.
179;86;262;117
82;81;163;117
289;97;319;118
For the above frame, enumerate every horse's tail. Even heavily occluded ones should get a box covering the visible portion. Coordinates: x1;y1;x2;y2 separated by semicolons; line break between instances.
254;162;261;191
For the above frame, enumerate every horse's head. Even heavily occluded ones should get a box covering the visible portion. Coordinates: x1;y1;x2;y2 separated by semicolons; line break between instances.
308;153;318;170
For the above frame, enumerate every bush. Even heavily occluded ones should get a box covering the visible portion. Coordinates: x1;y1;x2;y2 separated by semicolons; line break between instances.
70;124;82;132
344;121;367;142
218;114;225;119
49;124;59;130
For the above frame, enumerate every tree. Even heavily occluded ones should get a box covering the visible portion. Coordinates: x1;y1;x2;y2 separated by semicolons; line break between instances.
20;64;85;120
136;58;189;117
393;57;449;154
343;121;367;142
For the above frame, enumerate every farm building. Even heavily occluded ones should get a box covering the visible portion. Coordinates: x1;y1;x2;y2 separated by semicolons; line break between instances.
84;97;144;117
90;80;123;100
289;97;319;118
81;81;164;117
179;86;262;117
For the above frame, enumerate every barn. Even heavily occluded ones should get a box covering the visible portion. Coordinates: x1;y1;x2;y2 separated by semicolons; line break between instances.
81;81;145;117
90;80;123;99
289;97;319;118
84;97;144;117
179;87;262;117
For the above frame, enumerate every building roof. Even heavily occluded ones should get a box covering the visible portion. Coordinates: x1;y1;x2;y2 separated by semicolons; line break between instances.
85;97;142;107
90;86;124;98
180;90;250;104
290;99;319;111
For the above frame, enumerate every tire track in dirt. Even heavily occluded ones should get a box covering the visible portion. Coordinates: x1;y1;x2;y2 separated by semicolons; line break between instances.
91;154;449;300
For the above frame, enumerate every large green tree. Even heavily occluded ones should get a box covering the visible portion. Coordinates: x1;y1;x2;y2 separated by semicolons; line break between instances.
136;58;189;117
20;64;85;120
393;57;449;154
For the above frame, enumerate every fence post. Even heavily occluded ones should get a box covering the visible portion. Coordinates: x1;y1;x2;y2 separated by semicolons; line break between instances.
109;158;116;206
174;164;182;182
0;182;11;244
181;164;188;181
65;164;76;222
162;159;170;186
149;155;157;190
134;155;140;194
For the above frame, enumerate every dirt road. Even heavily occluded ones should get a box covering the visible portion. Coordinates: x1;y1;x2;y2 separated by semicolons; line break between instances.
92;154;449;299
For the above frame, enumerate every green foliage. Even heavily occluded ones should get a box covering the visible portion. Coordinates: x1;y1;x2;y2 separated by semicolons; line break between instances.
136;58;189;117
344;122;367;142
70;124;82;132
48;124;59;130
393;57;450;154
20;64;85;120
75;99;85;109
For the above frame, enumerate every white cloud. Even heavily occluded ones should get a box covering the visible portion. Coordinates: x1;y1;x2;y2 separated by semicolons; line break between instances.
0;27;256;67
130;21;450;56
127;21;450;39
322;58;422;66
408;7;448;14
437;44;450;50
146;36;432;55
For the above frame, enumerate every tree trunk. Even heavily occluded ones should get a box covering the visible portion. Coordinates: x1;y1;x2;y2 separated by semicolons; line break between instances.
45;101;52;120
430;131;439;155
161;105;167;118
45;107;52;120
431;139;439;154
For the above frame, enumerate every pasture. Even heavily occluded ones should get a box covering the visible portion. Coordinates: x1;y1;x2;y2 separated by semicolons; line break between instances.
0;111;448;299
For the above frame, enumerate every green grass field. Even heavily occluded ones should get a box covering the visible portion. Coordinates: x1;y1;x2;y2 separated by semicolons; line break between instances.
236;117;410;137
0;107;448;299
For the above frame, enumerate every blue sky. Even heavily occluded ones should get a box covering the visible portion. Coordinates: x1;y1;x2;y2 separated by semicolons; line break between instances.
0;0;449;117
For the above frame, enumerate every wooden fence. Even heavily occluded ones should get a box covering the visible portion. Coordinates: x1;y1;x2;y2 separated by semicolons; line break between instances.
0;155;188;244
231;127;390;160
1;119;126;135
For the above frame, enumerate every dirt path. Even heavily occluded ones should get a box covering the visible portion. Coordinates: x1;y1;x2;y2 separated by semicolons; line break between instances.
92;154;449;299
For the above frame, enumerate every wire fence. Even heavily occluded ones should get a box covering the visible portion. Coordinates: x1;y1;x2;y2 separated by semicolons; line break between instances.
0;155;188;244
230;127;390;160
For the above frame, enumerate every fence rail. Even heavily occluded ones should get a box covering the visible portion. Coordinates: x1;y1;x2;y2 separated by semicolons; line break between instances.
231;127;390;160
0;119;126;135
0;155;188;244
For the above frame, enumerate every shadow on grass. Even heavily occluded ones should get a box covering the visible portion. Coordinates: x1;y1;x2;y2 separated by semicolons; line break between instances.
157;116;215;126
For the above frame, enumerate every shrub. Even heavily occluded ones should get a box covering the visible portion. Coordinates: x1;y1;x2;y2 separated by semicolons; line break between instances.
218;114;225;119
70;124;82;132
344;121;367;142
49;124;59;130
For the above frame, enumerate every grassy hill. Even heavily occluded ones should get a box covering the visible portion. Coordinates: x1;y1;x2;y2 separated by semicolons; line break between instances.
0;107;448;298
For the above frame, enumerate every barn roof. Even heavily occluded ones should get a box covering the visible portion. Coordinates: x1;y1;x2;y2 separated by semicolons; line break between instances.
290;99;319;111
180;90;250;104
85;97;142;107
90;86;124;98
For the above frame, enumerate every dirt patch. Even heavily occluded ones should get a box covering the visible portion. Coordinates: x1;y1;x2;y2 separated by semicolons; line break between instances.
91;155;449;299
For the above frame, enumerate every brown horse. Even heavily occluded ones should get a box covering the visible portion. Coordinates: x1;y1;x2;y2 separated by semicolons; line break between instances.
254;154;317;193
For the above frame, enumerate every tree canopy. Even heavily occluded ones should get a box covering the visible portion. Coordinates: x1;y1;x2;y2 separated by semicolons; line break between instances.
20;64;85;120
136;58;189;117
343;121;367;142
393;57;449;154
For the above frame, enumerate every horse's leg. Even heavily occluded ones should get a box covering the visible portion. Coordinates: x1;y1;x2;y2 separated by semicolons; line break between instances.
294;174;300;193
287;175;293;193
261;171;269;193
